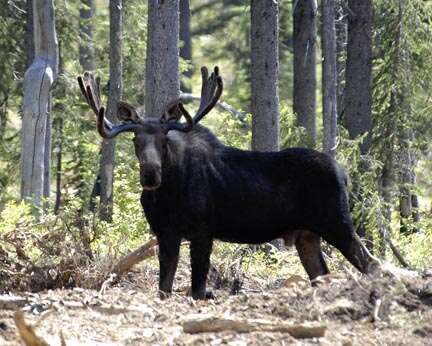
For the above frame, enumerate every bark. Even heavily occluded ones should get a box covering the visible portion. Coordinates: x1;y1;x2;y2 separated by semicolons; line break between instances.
21;0;58;209
343;0;372;154
321;0;338;157
79;0;96;71
99;0;123;222
293;0;317;146
180;0;192;93
250;0;280;152
145;0;179;118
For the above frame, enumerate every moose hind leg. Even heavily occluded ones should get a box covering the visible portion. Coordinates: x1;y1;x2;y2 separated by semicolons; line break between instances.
190;236;213;300
336;232;371;274
158;234;181;298
319;220;372;275
295;230;329;282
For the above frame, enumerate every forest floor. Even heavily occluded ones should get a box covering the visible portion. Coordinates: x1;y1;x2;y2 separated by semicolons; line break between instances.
1;251;432;346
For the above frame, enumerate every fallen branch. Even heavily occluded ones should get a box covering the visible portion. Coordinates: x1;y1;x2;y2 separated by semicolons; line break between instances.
182;315;326;339
385;237;410;268
14;311;49;346
109;238;159;280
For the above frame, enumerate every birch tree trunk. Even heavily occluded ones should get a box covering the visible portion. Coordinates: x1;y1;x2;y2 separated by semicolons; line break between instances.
99;0;123;221
293;0;317;147
250;0;280;152
145;0;179;118
321;0;337;157
21;0;58;208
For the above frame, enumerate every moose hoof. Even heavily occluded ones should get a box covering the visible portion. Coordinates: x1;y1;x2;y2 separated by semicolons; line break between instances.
159;290;172;300
191;290;214;300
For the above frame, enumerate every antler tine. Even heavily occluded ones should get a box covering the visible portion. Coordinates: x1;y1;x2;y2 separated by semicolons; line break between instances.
77;76;90;105
161;66;222;133
193;66;223;124
78;72;141;138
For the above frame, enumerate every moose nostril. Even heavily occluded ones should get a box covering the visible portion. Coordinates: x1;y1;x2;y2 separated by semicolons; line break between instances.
144;172;156;186
140;166;161;189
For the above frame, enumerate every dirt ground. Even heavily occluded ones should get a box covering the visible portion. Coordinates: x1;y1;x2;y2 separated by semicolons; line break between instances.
1;256;432;346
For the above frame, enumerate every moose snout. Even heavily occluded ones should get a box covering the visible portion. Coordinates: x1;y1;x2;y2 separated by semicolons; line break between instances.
140;164;161;190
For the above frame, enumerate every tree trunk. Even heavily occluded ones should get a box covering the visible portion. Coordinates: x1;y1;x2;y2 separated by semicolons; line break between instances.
398;136;414;234
25;0;34;69
54;114;63;214
145;0;179;118
79;0;96;71
343;0;373;242
250;0;279;152
321;0;337;157
54;42;65;215
21;0;58;209
99;0;123;222
343;0;372;154
293;0;317;146
335;2;347;122
180;0;192;93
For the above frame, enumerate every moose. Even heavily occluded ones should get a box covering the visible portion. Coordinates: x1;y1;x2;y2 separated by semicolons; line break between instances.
78;66;372;300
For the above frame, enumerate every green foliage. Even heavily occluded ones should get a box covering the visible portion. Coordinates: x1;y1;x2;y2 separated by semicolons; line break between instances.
280;104;307;148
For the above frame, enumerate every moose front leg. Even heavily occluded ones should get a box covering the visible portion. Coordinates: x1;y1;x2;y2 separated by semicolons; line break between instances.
158;234;181;299
190;236;213;300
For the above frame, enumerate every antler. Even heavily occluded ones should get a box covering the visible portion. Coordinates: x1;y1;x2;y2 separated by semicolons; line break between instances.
77;72;141;138
163;66;223;132
194;66;223;124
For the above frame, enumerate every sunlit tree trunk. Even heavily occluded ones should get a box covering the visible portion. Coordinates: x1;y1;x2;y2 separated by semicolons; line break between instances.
321;0;337;157
21;0;58;209
145;0;179;118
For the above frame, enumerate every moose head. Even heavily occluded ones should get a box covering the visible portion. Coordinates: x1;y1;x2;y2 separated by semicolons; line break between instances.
77;67;223;190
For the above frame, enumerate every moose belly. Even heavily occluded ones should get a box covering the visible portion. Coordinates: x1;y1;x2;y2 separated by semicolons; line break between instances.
210;201;299;244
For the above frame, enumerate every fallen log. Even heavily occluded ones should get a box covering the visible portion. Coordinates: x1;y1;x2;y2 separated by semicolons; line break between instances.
182;315;326;339
0;295;29;310
109;238;159;279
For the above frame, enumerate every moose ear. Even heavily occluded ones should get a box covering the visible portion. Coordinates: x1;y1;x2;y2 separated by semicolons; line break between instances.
117;101;141;123
160;101;183;123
